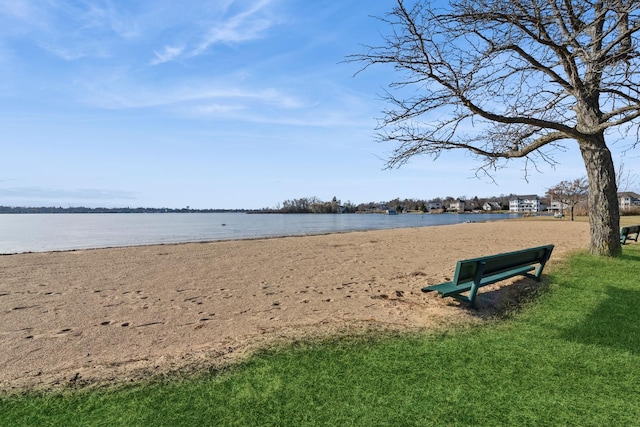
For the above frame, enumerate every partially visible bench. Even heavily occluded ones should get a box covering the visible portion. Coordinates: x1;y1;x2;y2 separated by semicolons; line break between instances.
620;225;640;244
422;244;554;308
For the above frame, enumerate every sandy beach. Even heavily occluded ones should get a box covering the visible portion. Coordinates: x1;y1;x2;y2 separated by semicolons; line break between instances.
0;219;590;393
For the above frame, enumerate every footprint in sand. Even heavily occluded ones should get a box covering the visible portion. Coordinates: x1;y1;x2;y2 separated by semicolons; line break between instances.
27;328;80;340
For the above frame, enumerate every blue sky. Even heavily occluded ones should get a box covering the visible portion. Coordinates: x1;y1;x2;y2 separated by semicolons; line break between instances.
0;0;630;209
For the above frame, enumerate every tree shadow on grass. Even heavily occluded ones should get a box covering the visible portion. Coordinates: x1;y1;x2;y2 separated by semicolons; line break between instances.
562;287;640;355
620;253;640;262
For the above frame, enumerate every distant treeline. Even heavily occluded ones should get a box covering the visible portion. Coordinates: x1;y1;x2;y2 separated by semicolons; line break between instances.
258;195;518;214
0;206;248;214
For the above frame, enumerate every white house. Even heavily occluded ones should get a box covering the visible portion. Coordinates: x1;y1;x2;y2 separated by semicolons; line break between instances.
509;195;541;213
427;201;443;212
450;199;466;212
549;200;569;213
482;202;502;211
619;192;640;210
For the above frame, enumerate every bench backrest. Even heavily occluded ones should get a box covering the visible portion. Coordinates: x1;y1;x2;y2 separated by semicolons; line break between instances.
621;225;640;235
452;245;554;285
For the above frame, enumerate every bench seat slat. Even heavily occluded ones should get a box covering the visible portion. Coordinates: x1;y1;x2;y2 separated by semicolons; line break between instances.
422;281;470;296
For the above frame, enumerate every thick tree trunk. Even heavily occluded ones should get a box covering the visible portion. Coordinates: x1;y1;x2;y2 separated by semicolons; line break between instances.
579;135;621;256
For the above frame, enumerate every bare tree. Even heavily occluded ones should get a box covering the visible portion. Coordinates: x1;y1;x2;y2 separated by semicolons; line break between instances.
616;162;639;192
546;178;589;221
350;0;640;256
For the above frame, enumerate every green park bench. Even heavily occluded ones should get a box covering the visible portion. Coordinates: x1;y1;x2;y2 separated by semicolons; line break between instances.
422;244;554;309
620;225;640;244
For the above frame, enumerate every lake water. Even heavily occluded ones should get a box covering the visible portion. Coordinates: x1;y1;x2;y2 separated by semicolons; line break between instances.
0;212;520;254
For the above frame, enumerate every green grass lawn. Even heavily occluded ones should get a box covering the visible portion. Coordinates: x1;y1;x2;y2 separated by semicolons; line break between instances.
3;245;640;426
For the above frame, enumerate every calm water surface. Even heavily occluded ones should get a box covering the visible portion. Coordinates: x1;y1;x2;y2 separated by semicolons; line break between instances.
0;212;520;254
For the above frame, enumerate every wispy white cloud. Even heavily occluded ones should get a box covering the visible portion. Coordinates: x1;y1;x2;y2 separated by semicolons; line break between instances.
0;1;164;62
83;80;308;111
36;41;89;61
145;0;282;65
150;45;185;65
78;75;377;129
0;1;120;60
191;0;278;57
0;0;282;65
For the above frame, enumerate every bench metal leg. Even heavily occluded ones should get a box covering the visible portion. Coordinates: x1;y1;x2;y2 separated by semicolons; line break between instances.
533;247;553;279
468;261;487;309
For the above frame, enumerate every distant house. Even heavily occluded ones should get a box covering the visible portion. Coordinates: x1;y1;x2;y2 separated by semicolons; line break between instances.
509;195;541;213
619;192;640;210
427;201;443;212
482;202;502;211
450;199;466;212
548;200;569;213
